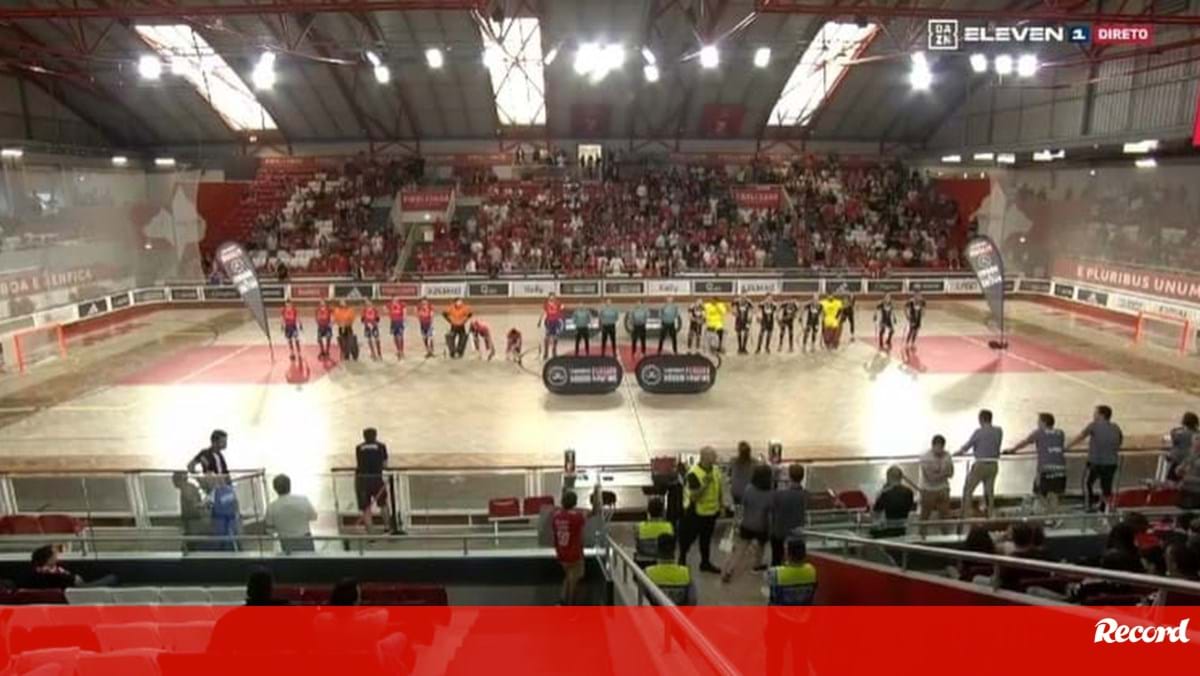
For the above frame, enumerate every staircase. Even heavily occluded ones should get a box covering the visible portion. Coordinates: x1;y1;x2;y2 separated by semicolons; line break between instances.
200;164;317;257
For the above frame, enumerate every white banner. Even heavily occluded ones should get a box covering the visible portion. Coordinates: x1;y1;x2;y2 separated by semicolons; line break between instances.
1067;280;1200;324
945;278;982;293
35;305;78;327
421;282;468;299
737;279;782;295
511;280;559;298
645;279;691;297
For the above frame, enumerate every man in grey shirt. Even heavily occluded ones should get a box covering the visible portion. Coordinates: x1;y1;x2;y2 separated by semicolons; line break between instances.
768;464;808;566
658;297;682;355
265;474;318;553
1067;405;1123;512
629;300;650;356
918;435;955;534
599;298;620;357
954;409;1003;518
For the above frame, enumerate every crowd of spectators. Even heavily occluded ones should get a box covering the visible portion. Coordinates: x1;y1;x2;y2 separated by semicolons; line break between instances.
417;154;963;276
783;154;962;271
230;155;419;281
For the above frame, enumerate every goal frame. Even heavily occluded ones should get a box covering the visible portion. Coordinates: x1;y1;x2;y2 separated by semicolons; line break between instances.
1133;311;1192;355
11;323;67;374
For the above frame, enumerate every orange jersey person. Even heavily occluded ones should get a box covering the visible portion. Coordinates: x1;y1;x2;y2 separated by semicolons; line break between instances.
333;303;356;329
444;299;473;327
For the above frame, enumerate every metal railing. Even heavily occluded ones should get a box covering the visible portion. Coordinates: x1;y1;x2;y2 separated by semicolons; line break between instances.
0;530;545;560
602;535;739;676
804;507;1186;538
799;528;1200;602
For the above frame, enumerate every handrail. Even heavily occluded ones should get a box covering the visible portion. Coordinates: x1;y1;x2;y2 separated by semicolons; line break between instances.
603;536;739;676
808;508;1183;533
799;528;1200;596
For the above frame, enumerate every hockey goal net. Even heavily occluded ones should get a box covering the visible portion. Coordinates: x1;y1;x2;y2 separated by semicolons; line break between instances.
1133;311;1194;355
8;324;68;373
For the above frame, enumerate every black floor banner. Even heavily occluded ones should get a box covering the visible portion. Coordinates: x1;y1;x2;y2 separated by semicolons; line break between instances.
542;355;623;394
635;354;717;394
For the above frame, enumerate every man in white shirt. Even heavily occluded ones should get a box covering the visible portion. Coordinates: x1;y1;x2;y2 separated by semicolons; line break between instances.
265;474;317;554
918;435;955;535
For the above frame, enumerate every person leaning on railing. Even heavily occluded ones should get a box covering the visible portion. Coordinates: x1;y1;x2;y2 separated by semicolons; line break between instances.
765;538;816;606
645;533;697;606
634;497;674;568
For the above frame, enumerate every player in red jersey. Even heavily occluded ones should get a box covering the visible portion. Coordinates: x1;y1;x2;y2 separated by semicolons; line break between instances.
539;292;564;361
362;302;382;360
469;319;495;360
506;328;523;365
416;297;435;358
314;300;333;360
387;297;407;359
281;301;301;360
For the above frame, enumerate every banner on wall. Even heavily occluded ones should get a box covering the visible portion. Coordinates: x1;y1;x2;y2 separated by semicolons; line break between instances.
559;281;600;297
468;282;510;297
512;280;558;298
291;284;332;300
1054;283;1076;299
908;280;946;293
1053;257;1200;305
964;235;1007;344
737;279;781;295
645;279;690;296
76;298;108;318
867;280;904;294
421;282;466;299
691;279;735;296
731;186;783;210
399;189;454;212
782;280;821;294
215;241;271;344
825;278;862;294
378;282;421;299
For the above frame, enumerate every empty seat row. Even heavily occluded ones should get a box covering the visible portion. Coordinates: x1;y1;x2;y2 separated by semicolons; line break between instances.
65;587;245;606
0;513;85;535
487;495;554;519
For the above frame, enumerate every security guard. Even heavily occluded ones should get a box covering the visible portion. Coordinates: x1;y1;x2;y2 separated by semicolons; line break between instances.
634;497;674;567
767;538;817;605
701;297;728;354
645;533;697;605
677;447;724;573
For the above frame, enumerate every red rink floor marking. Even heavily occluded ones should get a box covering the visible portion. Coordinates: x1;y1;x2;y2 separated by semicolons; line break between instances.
120;345;340;385
895;334;1102;374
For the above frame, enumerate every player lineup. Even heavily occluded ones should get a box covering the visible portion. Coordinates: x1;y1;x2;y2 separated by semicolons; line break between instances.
276;291;932;365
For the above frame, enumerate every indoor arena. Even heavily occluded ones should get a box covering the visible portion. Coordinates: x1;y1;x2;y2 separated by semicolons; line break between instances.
0;1;1198;673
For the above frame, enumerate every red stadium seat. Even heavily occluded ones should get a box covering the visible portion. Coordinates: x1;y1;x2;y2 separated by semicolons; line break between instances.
1113;488;1150;508
301;586;331;606
11;588;68;605
0;514;44;535
38;514;85;535
522;496;554;516
273;585;306;605
1146;488;1180;507
487;497;520;519
835;490;870;511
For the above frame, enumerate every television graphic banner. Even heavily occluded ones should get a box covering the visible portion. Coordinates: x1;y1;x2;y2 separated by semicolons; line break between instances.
964;235;1006;338
215;241;271;343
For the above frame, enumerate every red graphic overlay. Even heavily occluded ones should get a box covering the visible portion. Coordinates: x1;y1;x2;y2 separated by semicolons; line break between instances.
1;606;1194;675
1094;24;1155;45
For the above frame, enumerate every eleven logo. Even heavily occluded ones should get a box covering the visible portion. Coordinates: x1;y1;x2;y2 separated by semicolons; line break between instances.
1094;618;1190;644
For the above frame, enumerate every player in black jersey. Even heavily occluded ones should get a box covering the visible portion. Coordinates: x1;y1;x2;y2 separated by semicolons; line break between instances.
801;293;822;351
778;296;799;352
733;295;754;354
839;293;857;341
686;299;705;352
904;291;927;346
756;295;778;354
874;293;897;350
